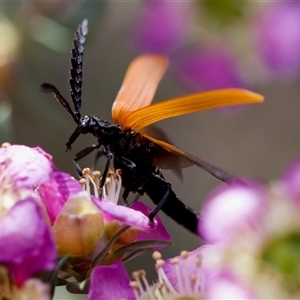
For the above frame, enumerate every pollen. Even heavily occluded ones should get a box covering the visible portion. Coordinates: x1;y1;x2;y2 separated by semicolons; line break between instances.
1;142;11;148
152;251;162;260
82;168;91;176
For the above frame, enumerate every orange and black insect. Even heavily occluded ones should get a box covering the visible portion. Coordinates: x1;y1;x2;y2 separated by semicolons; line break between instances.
41;19;264;234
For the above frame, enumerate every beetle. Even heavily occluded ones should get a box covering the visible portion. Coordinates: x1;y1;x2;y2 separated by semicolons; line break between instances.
41;19;264;234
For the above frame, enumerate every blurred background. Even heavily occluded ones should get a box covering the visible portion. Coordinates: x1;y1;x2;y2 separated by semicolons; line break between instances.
1;1;300;298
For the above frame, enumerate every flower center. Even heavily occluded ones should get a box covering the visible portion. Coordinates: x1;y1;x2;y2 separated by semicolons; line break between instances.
79;167;122;203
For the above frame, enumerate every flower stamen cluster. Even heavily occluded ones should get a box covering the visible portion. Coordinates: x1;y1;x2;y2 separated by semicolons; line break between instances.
79;167;122;203
130;250;203;300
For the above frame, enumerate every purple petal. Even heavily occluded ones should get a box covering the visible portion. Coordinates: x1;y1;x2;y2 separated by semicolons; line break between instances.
0;145;55;188
173;46;245;91
205;269;256;299
92;197;157;230
198;180;267;243
0;198;57;286
88;261;134;300
39;171;82;225
132;202;171;244
163;246;204;292
130;1;193;54
281;156;300;204
254;3;300;78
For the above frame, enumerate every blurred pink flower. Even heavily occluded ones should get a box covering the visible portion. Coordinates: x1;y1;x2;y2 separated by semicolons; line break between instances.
130;1;193;54
205;269;256;300
197;155;300;298
129;1;247;92
198;180;267;244
125;246;257;299
173;46;245;91
254;2;300;79
282;155;300;204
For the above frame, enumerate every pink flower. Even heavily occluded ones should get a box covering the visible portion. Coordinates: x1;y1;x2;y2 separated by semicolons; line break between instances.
173;46;245;91
129;1;193;54
0;198;56;287
129;2;247;92
38;171;82;225
0;143;171;297
198;180;267;244
205;269;256;299
126;247;257;299
0;144;55;189
197;157;300;298
254;2;300;79
88;261;134;300
282;155;300;204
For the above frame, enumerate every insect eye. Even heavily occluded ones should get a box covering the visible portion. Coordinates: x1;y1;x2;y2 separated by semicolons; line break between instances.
78;119;89;134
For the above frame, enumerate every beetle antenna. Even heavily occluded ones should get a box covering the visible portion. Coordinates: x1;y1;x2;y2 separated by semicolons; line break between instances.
41;82;80;124
69;19;88;121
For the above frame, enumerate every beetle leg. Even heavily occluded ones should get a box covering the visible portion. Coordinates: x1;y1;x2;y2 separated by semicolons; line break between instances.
114;156;140;206
93;149;105;170
147;177;171;222
99;146;113;197
73;144;101;177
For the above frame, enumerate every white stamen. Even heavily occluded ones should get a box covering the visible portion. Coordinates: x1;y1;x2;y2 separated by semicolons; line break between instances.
130;281;141;300
102;169;122;203
79;168;101;198
140;270;155;299
155;256;179;297
181;250;193;295
130;251;204;299
131;270;145;296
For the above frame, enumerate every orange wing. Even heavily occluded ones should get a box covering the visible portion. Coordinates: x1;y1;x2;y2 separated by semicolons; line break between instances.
143;133;232;182
122;89;264;131
112;55;169;125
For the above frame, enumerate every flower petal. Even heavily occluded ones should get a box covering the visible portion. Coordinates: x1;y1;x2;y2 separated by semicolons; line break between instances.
53;192;104;257
39;171;82;224
11;279;51;300
132;202;171;244
92;197;157;230
0;198;57;286
0;145;55;188
254;3;300;78
198;180;267;243
173;46;245;91
163;246;204;292
205;269;257;299
88;261;134;300
282;156;300;204
130;2;193;54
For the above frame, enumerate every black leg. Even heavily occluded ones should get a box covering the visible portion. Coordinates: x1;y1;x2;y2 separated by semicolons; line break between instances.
115;156;140;206
74;144;101;162
99;147;113;197
147;179;171;221
73;144;101;177
144;174;199;234
93;149;105;170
